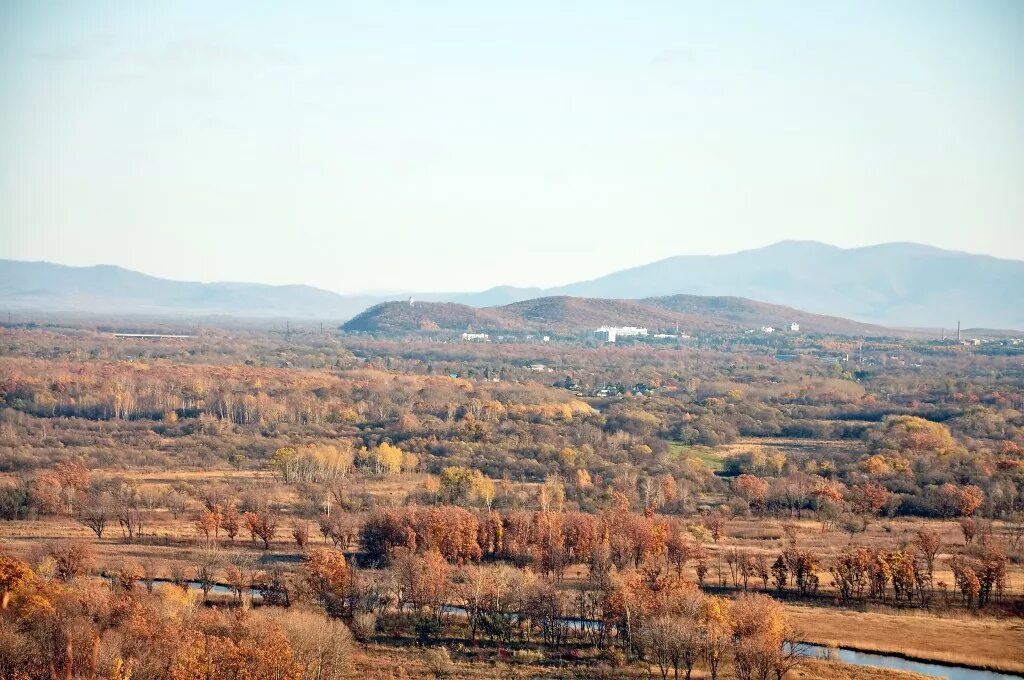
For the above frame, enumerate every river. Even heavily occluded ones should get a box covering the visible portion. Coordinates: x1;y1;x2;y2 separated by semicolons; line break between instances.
800;644;1022;680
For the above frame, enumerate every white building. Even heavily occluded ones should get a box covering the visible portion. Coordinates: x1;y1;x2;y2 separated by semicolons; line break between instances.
789;323;800;332
461;332;490;341
761;326;775;334
595;326;648;342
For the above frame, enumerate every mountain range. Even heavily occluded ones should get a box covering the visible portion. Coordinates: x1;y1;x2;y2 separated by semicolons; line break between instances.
1;241;1021;330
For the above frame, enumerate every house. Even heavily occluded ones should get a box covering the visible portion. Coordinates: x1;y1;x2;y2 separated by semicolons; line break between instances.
789;323;800;332
594;326;648;342
461;332;490;342
761;326;775;334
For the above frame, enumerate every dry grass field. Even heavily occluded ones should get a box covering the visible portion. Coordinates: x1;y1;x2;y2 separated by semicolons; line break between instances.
347;642;934;680
786;605;1024;674
790;659;934;680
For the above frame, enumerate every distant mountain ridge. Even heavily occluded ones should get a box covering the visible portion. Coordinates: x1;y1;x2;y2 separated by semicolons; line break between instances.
2;240;1022;329
542;241;1024;329
0;260;379;319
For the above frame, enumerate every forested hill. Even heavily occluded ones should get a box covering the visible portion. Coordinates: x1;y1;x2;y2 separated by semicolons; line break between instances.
341;294;894;336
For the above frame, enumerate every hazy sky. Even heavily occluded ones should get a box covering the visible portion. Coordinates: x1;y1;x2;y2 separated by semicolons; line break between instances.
1;1;1022;293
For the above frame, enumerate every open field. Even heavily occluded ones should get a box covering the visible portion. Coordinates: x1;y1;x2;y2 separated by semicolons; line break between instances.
669;441;728;471
348;642;937;680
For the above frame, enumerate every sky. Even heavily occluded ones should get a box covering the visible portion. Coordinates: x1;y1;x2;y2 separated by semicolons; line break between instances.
0;1;1022;294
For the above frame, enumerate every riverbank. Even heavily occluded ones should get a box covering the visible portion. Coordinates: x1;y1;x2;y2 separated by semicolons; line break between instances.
145;577;1024;676
786;605;1024;675
793;658;935;680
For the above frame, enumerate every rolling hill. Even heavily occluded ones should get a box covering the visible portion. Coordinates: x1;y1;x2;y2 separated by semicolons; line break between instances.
342;294;890;336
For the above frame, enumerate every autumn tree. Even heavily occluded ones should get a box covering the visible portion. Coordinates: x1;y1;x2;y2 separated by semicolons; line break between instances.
37;460;91;516
357;442;404;476
46;541;93;582
830;547;871;603
731;594;788;680
699;596;733;680
960;518;976;545
244;509;280;550
848;481;891;516
915;528;942;591
734;474;769;513
194;506;222;546
222;503;241;543
305;547;350;617
293;522;311;548
360;508;416;565
866;415;955;454
702;512;727;544
438;466;495;507
957;485;984;517
392;548;451;623
0;554;33;609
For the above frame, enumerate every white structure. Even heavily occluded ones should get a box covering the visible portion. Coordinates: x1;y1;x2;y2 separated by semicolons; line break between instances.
461;332;490;341
761;326;775;334
595;326;648;342
113;333;196;339
789;323;800;332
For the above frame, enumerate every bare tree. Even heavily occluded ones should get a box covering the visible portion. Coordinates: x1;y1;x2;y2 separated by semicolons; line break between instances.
194;551;221;601
279;609;354;680
78;491;111;539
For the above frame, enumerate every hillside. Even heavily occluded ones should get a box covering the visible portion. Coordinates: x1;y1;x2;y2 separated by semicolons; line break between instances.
342;294;891;336
339;301;510;333
502;296;713;330
643;295;887;335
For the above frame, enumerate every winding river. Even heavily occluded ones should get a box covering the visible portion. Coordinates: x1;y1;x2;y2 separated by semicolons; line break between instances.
800;644;1021;680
